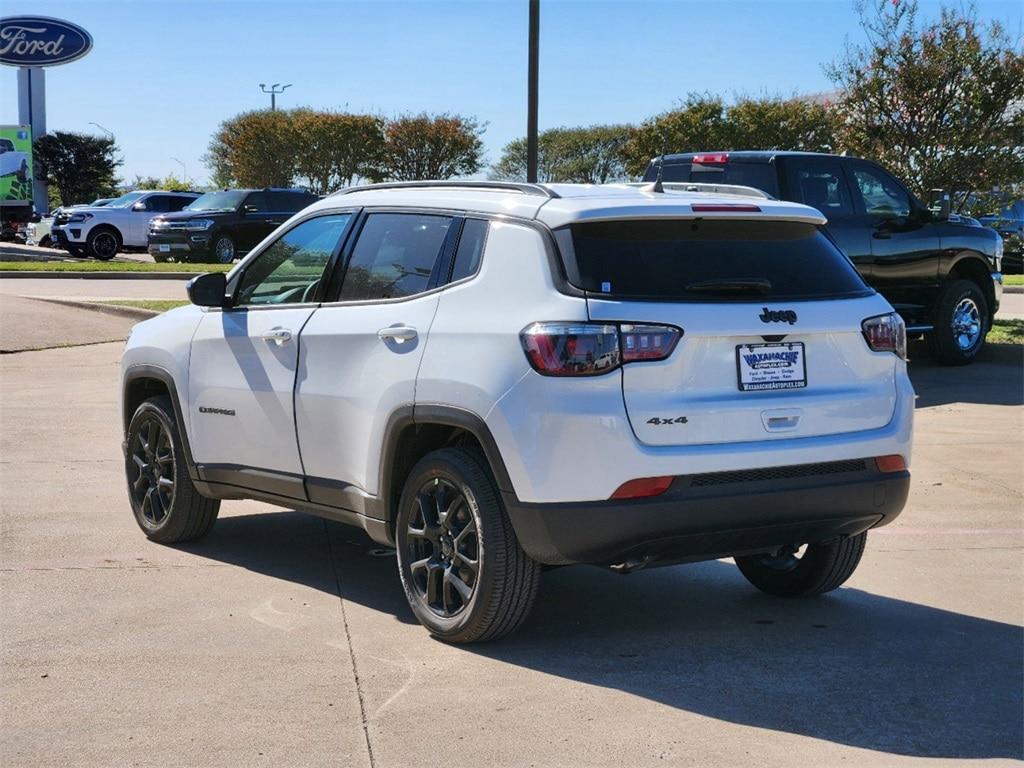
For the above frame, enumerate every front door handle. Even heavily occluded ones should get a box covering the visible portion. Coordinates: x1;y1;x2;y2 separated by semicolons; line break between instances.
377;326;418;343
261;327;293;346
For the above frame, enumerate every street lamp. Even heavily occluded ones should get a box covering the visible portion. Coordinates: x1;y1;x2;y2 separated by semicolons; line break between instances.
171;157;187;186
259;83;292;111
89;121;114;140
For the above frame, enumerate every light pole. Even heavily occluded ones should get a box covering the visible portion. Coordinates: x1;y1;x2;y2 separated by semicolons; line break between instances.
259;83;292;111
526;0;539;183
89;121;114;140
171;157;187;186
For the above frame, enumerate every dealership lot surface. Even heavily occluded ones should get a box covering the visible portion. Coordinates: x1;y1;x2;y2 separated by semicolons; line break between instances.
1;298;1022;767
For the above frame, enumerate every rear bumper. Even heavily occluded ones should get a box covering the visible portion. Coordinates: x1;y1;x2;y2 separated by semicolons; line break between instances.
503;460;909;566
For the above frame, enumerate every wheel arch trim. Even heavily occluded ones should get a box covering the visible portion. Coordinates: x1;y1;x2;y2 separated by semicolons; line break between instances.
122;365;199;481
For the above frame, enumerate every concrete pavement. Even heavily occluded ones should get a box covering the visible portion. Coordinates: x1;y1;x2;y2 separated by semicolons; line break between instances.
1;310;1021;766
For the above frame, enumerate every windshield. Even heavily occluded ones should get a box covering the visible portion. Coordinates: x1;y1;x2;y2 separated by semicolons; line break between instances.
105;192;148;209
186;191;247;212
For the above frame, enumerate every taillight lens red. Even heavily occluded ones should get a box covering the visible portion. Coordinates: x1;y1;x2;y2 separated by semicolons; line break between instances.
521;322;681;376
620;324;681;362
875;454;907;473
862;313;907;359
690;203;762;213
610;476;674;499
692;153;729;165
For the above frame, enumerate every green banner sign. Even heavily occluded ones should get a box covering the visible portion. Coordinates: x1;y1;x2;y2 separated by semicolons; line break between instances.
0;125;33;202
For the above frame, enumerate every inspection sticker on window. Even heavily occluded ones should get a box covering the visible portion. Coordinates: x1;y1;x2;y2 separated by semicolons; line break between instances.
736;342;807;391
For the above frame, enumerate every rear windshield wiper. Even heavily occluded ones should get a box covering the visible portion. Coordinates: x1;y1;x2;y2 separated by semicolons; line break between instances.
684;278;772;293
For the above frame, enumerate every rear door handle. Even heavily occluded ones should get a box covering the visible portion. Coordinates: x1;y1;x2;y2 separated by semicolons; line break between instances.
378;326;418;343
261;327;293;346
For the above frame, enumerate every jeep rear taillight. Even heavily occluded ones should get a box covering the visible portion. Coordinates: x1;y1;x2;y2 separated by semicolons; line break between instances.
620;324;681;362
862;313;906;359
520;322;680;376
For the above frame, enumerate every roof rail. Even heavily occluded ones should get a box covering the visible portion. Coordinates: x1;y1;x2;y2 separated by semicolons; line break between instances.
331;180;560;199
625;181;772;200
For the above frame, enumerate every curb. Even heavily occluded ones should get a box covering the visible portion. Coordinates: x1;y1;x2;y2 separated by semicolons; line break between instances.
28;297;161;321
0;271;201;280
1004;285;1022;294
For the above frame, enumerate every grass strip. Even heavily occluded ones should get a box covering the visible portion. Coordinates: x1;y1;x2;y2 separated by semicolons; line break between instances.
0;261;230;273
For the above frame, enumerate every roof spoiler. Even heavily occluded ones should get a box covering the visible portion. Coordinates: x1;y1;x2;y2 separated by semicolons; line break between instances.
624;182;773;200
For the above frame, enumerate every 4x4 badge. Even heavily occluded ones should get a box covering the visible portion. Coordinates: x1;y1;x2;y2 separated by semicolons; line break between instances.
759;307;797;325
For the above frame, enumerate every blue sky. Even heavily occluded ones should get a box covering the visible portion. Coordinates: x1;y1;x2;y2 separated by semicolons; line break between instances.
3;0;1021;185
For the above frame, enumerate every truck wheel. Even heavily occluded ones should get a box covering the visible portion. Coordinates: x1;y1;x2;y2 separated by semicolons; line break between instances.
928;279;988;365
396;447;541;643
126;396;219;544
735;533;866;597
87;227;121;260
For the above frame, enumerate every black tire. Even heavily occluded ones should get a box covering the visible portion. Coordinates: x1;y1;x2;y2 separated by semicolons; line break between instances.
735;532;867;597
125;396;219;544
395;447;541;643
87;226;121;260
927;279;988;366
212;234;236;264
39;235;52;248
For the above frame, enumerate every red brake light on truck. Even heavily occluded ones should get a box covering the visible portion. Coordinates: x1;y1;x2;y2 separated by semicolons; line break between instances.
691;153;729;165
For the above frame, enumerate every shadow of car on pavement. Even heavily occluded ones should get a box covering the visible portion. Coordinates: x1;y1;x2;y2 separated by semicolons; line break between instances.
178;511;1023;761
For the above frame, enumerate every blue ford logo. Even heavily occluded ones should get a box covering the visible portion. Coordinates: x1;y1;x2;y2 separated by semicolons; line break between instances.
0;16;92;67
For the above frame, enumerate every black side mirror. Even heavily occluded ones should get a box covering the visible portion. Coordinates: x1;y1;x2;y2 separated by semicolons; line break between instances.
928;189;951;221
187;272;227;308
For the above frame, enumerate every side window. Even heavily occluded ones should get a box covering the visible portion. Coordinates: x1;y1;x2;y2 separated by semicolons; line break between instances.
852;166;912;218
450;218;488;282
235;214;351;306
270;191;314;213
339;213;453;301
788;161;853;218
166;196;192;212
244;192;269;212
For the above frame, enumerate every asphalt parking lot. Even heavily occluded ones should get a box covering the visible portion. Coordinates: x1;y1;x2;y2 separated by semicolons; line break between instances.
1;297;1022;767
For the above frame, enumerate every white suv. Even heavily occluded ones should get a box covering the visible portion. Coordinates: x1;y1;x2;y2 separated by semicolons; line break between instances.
120;181;913;642
52;190;199;259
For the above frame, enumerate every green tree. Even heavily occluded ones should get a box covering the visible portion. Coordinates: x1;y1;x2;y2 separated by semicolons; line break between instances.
492;125;635;183
293;110;386;194
33;131;120;206
205;109;297;188
827;0;1024;205
372;113;485;181
622;95;731;177
622;94;837;177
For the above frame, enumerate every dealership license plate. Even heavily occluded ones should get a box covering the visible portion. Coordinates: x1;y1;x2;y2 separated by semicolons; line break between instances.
158;244;171;253
736;342;807;391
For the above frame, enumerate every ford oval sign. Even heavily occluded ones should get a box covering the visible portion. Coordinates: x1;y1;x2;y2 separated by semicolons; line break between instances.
0;16;92;67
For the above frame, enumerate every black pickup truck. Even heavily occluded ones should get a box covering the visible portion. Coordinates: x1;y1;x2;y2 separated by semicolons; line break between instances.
643;151;1004;365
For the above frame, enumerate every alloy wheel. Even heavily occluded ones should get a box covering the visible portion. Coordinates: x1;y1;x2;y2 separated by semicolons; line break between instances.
405;477;480;618
951;297;982;351
755;543;808;573
94;232;118;259
129;418;175;526
214;237;235;263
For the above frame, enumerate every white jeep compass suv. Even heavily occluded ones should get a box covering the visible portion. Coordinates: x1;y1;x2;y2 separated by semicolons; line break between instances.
120;181;913;642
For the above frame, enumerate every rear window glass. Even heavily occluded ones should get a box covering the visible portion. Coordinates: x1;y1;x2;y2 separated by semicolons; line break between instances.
557;219;870;302
655;162;778;196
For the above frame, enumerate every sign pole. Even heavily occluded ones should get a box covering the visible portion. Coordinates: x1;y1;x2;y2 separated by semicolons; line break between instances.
16;66;47;212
